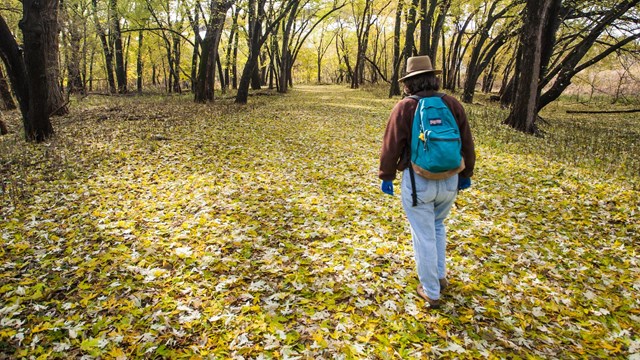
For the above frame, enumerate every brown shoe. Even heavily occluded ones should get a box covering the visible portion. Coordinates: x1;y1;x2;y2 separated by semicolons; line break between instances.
416;285;440;309
439;278;448;293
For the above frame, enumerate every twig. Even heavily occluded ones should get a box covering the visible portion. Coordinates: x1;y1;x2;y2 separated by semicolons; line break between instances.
566;109;640;114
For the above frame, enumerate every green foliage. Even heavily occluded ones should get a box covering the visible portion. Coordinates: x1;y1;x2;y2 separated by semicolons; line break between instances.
1;86;638;358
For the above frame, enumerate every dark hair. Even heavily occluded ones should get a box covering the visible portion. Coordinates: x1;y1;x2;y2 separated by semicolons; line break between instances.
402;72;440;95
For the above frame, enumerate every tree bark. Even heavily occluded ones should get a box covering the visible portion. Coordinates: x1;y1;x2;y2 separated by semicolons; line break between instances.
43;0;68;115
66;2;85;95
20;0;54;141
503;0;554;134
92;0;116;93
278;1;299;93
0;66;16;110
388;0;404;97
136;30;143;93
402;0;420;77
537;0;640;110
110;0;126;93
462;1;520;103
224;6;240;92
236;0;296;104
194;0;232;103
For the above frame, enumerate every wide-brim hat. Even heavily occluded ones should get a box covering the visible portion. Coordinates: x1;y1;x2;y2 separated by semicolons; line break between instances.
399;55;441;81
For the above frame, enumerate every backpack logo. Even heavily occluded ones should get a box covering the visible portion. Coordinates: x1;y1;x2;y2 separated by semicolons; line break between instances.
429;118;442;126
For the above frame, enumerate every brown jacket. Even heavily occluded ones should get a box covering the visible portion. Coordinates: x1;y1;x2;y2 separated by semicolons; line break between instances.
379;90;475;181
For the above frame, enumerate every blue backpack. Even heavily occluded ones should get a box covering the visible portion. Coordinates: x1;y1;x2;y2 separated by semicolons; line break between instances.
407;94;464;205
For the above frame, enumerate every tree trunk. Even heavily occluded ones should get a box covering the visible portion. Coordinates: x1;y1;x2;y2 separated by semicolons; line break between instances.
92;0;116;93
0;17;28;113
172;33;181;93
190;8;200;91
419;0;437;56
461;1;518;103
110;0;126;93
43;0;68;115
278;1;299;93
388;0;403;97
137;30;143;94
194;0;232;103
538;0;640;110
402;0;420;74
20;0;54;141
504;0;554;134
236;0;263;104
66;3;85;95
0;66;16;110
224;6;240;92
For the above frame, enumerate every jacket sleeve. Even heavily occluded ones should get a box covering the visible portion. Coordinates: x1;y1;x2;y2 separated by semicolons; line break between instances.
444;95;476;178
379;100;412;181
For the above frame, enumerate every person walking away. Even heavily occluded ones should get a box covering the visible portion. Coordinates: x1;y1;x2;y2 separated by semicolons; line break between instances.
379;55;475;309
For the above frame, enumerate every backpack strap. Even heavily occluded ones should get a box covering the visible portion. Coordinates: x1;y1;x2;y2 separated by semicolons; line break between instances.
407;95;422;207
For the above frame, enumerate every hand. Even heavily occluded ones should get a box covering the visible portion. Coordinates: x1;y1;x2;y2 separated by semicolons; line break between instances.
381;180;394;196
458;176;471;191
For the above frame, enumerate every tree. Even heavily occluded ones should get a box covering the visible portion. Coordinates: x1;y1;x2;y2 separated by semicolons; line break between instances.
235;0;297;104
313;23;336;84
0;66;16;111
19;0;55;141
388;0;404;96
503;0;559;134
461;0;522;103
443;7;477;91
537;0;640;110
92;0;117;93
110;0;127;93
277;0;346;92
194;0;234;102
43;0;69;114
64;0;87;95
419;0;450;61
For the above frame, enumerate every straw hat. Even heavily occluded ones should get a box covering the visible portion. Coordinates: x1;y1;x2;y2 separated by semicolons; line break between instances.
399;55;441;81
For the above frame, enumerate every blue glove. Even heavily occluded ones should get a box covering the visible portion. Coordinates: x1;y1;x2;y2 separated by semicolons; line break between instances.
458;176;471;191
381;180;394;195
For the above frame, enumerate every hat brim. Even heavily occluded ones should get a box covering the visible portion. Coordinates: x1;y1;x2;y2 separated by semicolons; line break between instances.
399;69;442;82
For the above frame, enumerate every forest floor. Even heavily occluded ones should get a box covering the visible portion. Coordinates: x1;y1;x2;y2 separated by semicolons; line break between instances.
1;85;638;358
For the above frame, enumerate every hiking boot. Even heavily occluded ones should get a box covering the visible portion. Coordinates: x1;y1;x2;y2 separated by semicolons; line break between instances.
416;285;440;309
439;278;448;293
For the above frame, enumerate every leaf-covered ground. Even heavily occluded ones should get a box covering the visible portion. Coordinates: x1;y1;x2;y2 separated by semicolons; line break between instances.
1;86;638;359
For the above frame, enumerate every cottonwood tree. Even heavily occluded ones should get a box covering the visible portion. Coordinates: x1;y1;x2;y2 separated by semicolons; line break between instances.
194;0;235;102
235;0;298;104
19;0;54;140
0;66;16;111
461;0;522;103
388;0;404;96
63;0;89;95
43;0;69;114
418;0;450;60
313;23;337;84
443;6;477;91
503;0;559;134
537;0;640;110
276;0;345;93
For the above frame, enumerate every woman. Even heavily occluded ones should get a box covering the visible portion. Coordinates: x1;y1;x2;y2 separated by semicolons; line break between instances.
379;55;475;309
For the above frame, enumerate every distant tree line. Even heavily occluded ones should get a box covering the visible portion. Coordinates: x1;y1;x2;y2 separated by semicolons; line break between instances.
0;0;638;141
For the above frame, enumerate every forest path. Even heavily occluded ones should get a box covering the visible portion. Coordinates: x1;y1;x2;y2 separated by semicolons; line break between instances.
0;85;638;358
